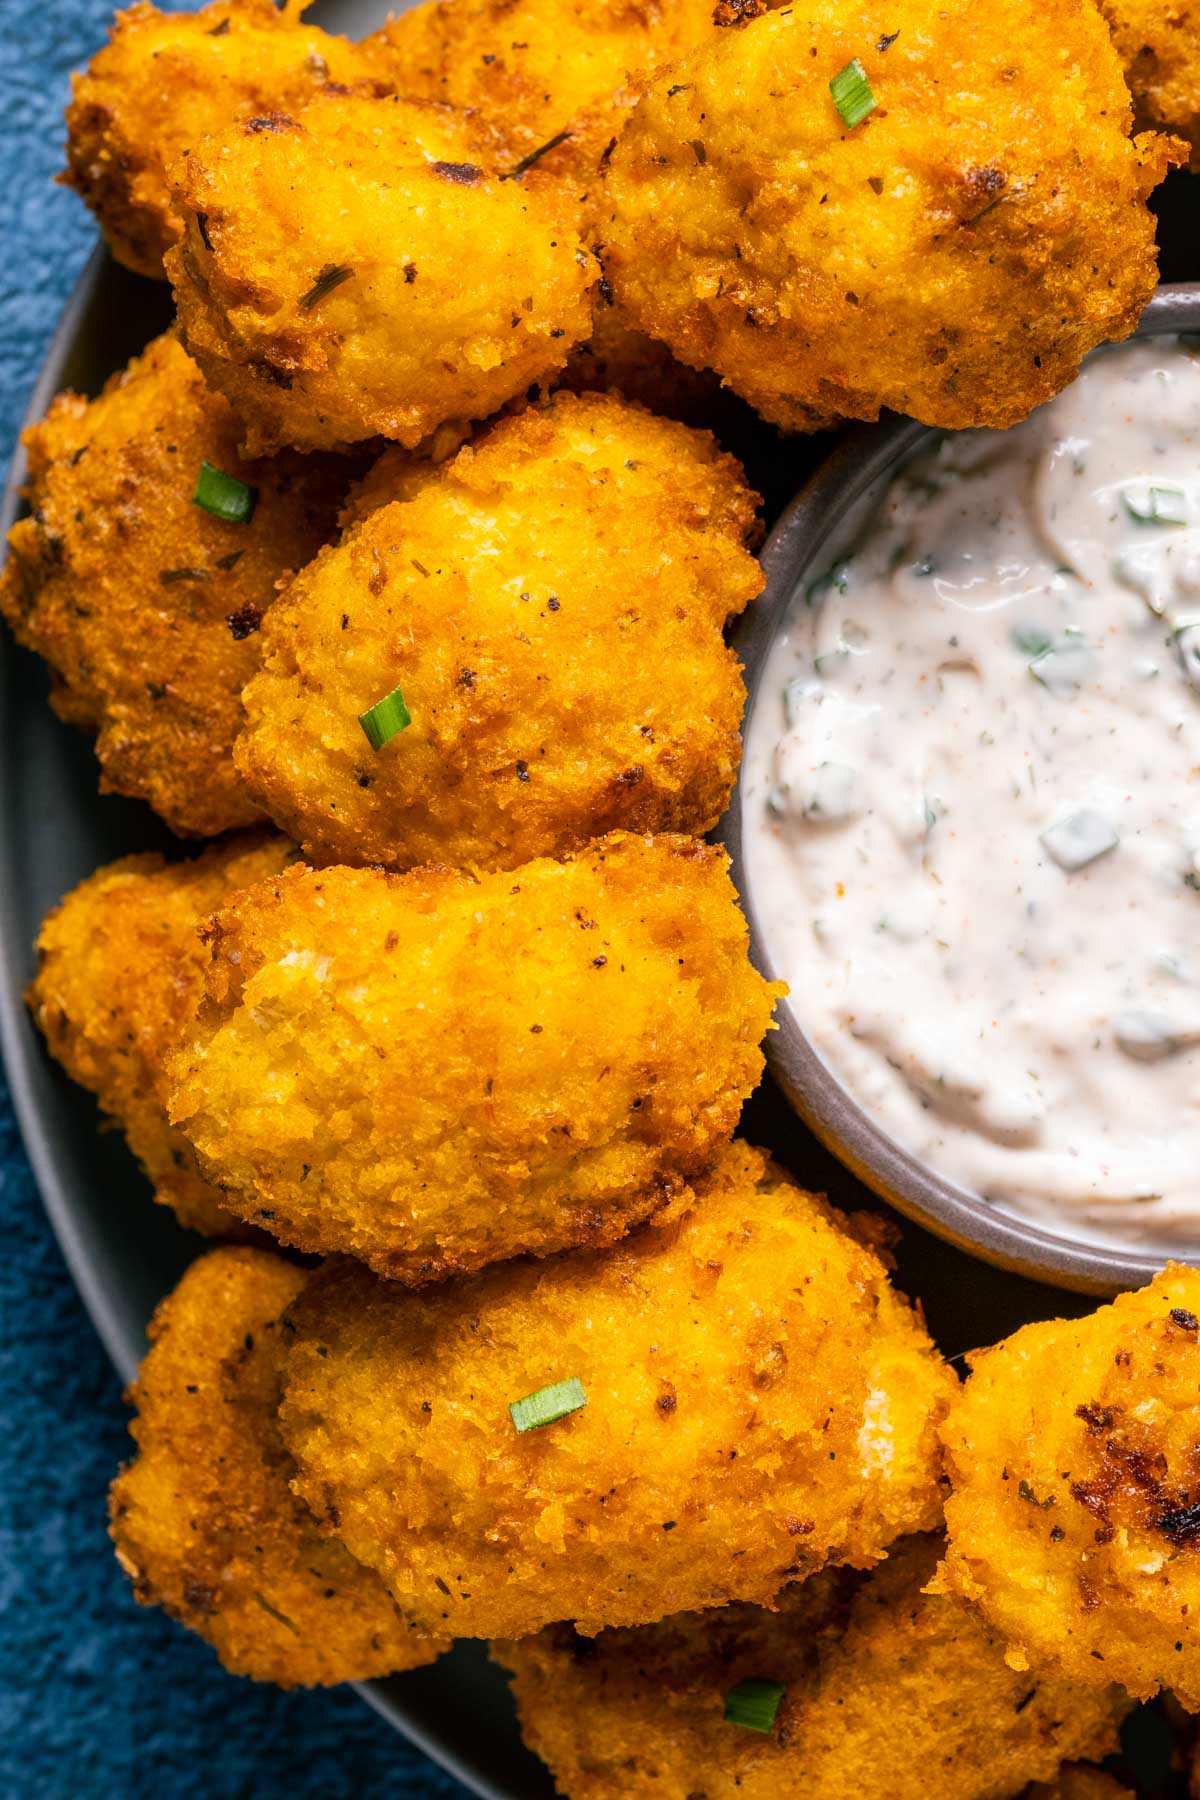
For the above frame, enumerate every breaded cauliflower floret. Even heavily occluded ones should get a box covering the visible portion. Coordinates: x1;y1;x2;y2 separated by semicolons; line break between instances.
363;0;715;182
276;1142;954;1640
168;90;593;455
0;334;351;837
110;1247;446;1685
167;836;782;1279
29;833;293;1238
63;0;383;278
1098;0;1200;167
937;1266;1200;1710
235;391;762;872
494;1536;1131;1799
600;0;1180;433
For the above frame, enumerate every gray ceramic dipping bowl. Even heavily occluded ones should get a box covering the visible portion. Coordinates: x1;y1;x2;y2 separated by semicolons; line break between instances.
722;282;1200;1296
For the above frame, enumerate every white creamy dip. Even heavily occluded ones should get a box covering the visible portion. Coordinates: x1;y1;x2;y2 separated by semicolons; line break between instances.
742;336;1200;1251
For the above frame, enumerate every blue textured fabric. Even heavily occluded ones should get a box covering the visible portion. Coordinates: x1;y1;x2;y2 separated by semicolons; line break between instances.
0;6;469;1795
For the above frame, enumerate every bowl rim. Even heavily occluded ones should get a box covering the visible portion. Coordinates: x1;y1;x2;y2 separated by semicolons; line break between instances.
720;281;1200;1297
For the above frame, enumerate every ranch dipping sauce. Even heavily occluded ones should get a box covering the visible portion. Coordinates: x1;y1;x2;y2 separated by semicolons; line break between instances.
743;336;1200;1252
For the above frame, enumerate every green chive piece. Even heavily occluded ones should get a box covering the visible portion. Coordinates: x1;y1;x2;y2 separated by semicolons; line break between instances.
1123;485;1188;527
359;685;412;750
830;58;876;128
193;461;257;524
1011;623;1054;657
509;1377;586;1434
724;1677;787;1733
300;262;354;311
502;128;573;180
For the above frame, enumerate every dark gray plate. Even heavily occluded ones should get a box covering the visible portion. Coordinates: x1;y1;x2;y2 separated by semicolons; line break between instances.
1;16;1196;1793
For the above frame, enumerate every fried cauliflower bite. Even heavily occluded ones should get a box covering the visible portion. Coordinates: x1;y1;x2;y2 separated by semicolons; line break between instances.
363;0;714;182
600;0;1180;434
276;1142;954;1641
0;333;352;837
167;90;593;456
29;834;293;1238
493;1536;1131;1800
167;836;781;1279
235;392;762;872
1098;0;1200;167
937;1266;1200;1710
63;0;383;279
110;1247;446;1685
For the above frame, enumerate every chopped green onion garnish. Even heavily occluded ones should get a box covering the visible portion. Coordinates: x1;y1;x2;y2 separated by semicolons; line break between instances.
830;58;876;128
1123;485;1187;527
193;461;257;524
359;685;412;750
724;1677;787;1733
509;1377;586;1434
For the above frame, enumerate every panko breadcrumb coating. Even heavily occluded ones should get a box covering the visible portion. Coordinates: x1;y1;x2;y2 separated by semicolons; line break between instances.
110;1247;446;1685
167;836;781;1278
0;333;351;837
1099;0;1200;167
235;391;762;872
600;0;1180;433
168;90;593;456
276;1142;954;1641
937;1265;1200;1710
493;1536;1131;1799
63;0;383;278
29;833;292;1238
364;0;715;182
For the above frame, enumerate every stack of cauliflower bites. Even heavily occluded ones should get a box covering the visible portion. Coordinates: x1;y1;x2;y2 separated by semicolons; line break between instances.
3;0;1197;1783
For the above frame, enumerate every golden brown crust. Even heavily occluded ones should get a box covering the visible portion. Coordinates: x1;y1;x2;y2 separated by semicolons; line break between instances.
494;1537;1131;1799
0;333;353;836
938;1265;1200;1709
62;0;384;278
1098;0;1200;167
235;390;762;871
276;1143;955;1640
29;833;293;1237
601;0;1181;433
167;835;782;1277
110;1247;446;1685
167;89;594;455
363;0;716;184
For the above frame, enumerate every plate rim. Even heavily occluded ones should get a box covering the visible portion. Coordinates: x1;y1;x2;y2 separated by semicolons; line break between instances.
0;244;142;1383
